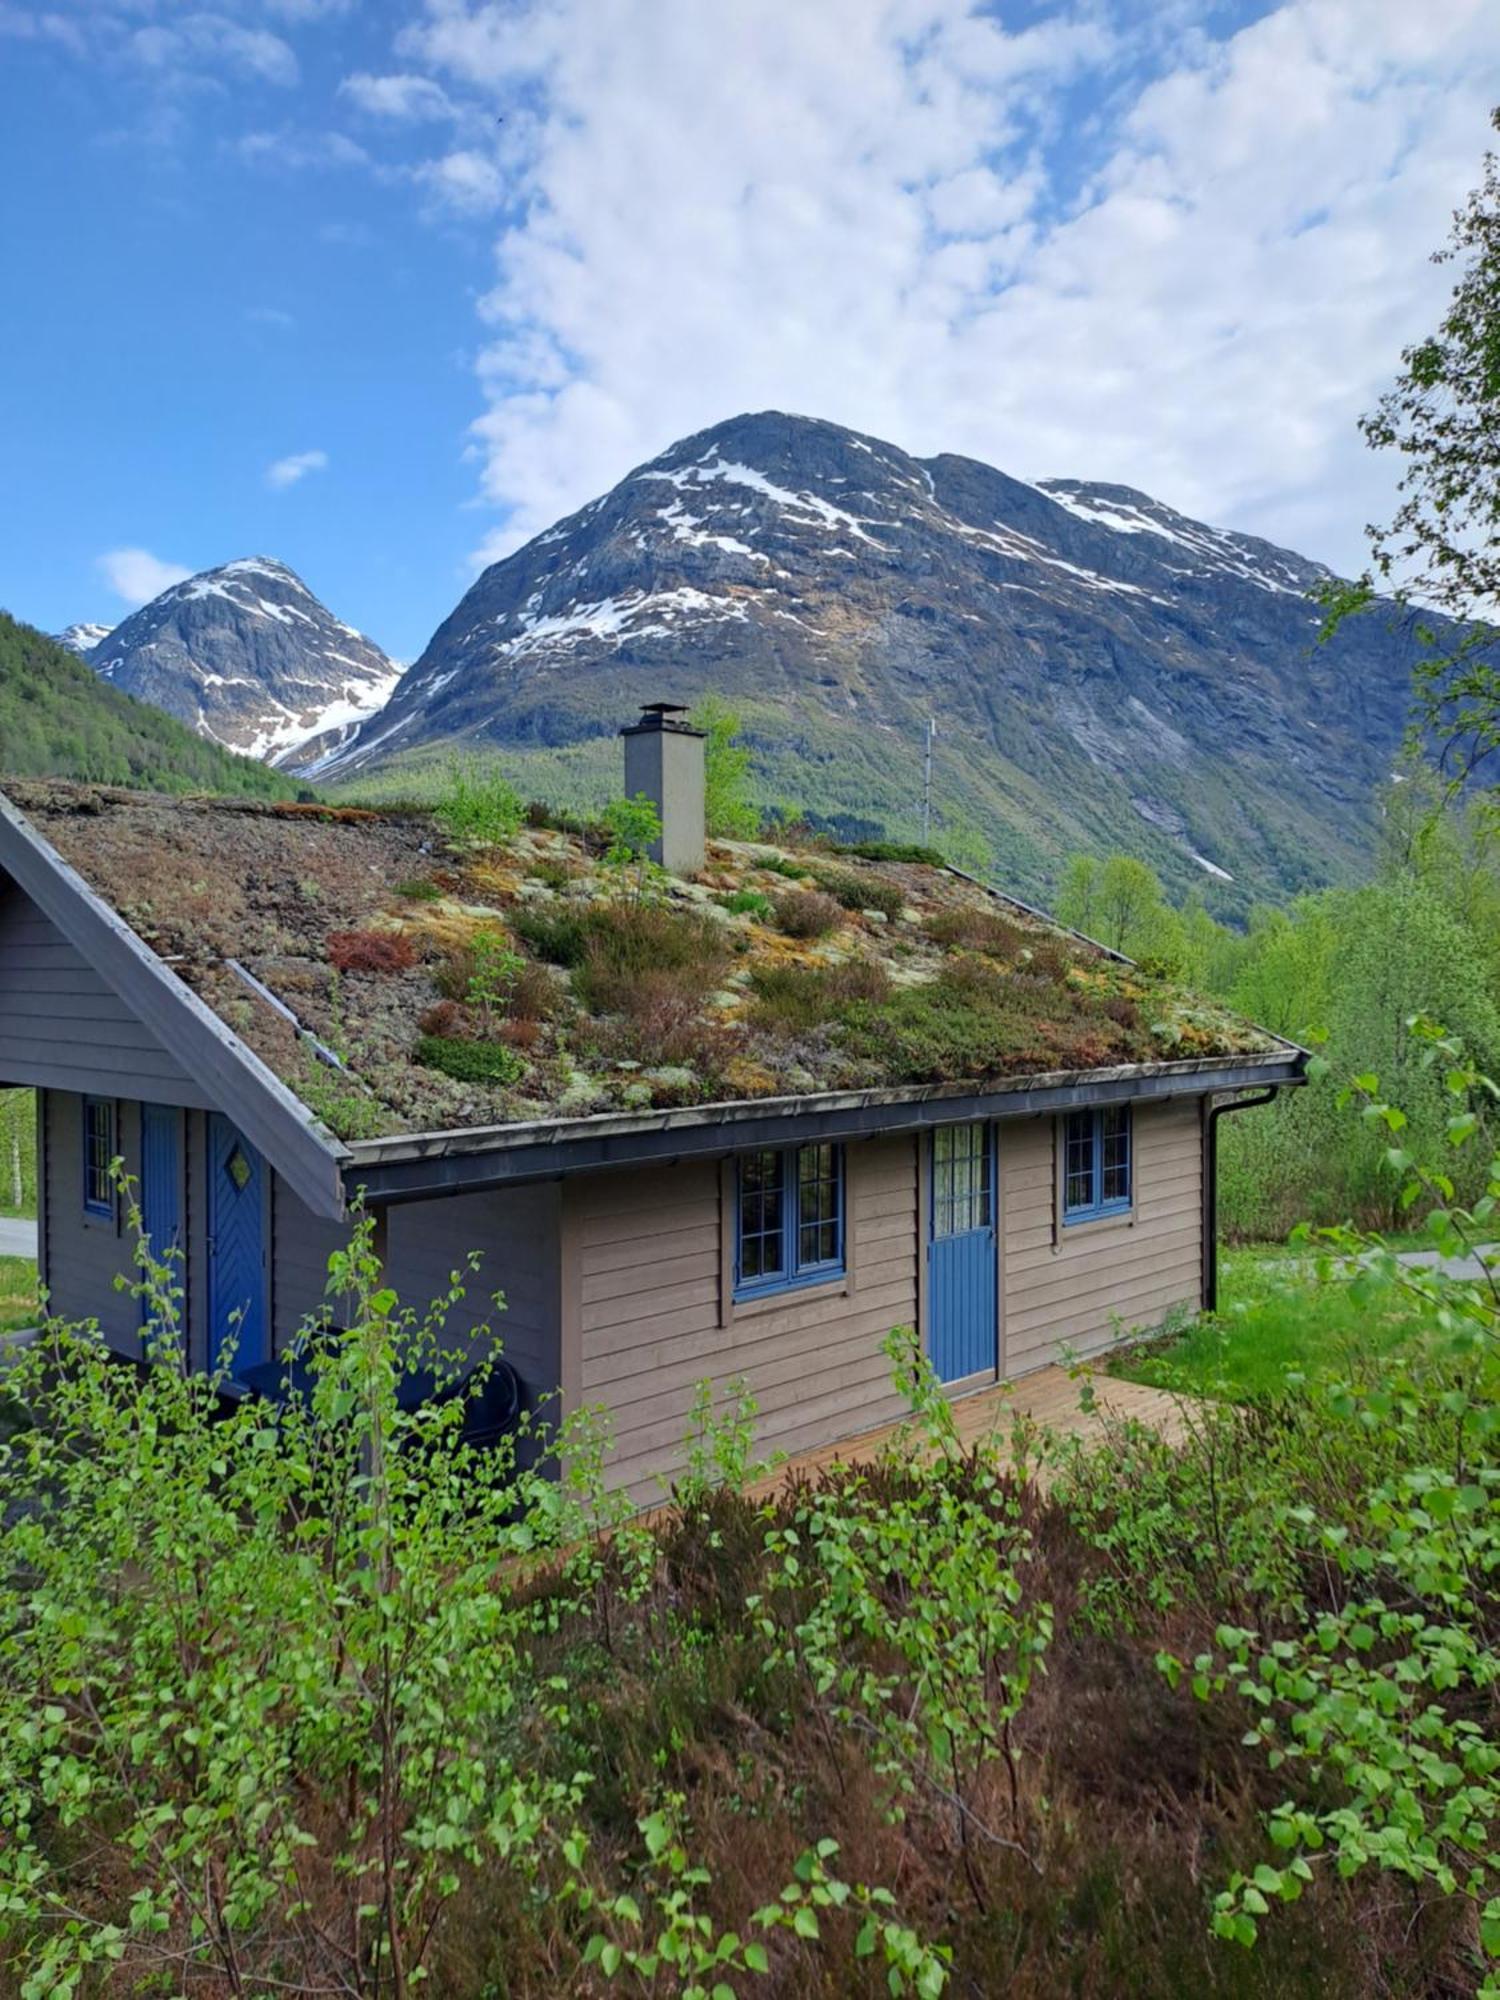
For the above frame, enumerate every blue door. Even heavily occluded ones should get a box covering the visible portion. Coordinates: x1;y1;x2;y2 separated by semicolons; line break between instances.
207;1113;269;1379
929;1123;997;1383
140;1103;182;1337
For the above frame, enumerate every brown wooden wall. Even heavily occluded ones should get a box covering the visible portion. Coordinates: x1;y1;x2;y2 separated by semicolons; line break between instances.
1000;1099;1204;1373
565;1101;1206;1500
563;1137;920;1504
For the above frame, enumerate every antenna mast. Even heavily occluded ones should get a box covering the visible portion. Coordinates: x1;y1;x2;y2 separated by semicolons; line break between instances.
921;716;936;845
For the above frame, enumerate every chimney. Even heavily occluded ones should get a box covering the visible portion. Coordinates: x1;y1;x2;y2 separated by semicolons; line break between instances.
620;701;707;872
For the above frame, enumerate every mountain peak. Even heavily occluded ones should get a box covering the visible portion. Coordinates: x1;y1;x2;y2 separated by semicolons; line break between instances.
53;621;113;657
89;557;400;771
320;408;1414;914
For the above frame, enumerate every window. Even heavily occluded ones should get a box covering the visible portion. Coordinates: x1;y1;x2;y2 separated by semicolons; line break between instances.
735;1143;845;1298
933;1123;992;1239
83;1096;115;1219
1062;1105;1132;1223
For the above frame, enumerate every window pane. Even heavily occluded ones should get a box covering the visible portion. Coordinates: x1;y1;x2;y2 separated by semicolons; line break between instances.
933;1124;991;1236
797;1144;841;1268
1100;1106;1131;1205
1064;1110;1095;1214
84;1099;114;1212
739;1150;786;1282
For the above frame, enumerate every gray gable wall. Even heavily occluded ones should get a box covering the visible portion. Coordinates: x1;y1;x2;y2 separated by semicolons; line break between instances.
0;874;214;1105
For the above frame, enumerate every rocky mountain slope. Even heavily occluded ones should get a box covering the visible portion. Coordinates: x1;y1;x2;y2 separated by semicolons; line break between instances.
87;558;401;773
325;412;1425;913
54;621;113;656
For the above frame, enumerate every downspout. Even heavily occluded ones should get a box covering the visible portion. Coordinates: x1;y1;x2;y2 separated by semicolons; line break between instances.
1203;1087;1279;1314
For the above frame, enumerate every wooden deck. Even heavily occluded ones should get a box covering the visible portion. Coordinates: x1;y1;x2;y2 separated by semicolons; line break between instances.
756;1363;1189;1495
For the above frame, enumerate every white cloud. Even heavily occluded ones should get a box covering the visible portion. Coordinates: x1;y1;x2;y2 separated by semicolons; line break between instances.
98;548;193;605
233;127;369;169
265;448;329;489
246;304;296;328
131;13;299;87
414;145;504;212
383;0;1500;573
341;69;454;120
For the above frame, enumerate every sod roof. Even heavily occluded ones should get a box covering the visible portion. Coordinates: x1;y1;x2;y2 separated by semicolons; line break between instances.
5;783;1289;1142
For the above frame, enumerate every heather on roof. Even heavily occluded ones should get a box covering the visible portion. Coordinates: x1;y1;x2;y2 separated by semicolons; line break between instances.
6;783;1283;1141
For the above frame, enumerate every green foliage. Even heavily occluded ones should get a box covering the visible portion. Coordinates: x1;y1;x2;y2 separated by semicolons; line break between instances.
0;1254;36;1337
1057;851;1184;964
415;1033;525;1084
759;1331;1051;1911
0;1089;35;1216
297;1055;391;1140
839;959;1149;1082
0;1207;618;1997
1339;110;1500;787
464;926;526;1028
395;876;445;901
714;886;774;920
690;695;762;839
603;791;664;868
0;613;298;796
809;864;905;919
436;758;525;845
836;838;946;867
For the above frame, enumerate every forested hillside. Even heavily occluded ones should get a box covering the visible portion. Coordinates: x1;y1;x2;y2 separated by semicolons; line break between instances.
1051;769;1500;1237
0;614;298;797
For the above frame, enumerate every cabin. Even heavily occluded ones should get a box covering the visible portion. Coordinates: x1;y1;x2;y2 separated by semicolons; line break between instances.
0;710;1304;1501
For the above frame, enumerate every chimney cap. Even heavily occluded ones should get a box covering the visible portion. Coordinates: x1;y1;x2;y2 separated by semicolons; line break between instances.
620;700;706;738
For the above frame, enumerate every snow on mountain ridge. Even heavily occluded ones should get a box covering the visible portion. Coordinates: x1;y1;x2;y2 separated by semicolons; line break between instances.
88;557;401;773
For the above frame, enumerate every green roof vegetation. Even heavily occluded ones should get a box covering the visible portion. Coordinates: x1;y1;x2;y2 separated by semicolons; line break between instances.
7;780;1285;1140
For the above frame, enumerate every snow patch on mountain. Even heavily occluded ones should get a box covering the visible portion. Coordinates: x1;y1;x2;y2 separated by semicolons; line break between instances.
54;622;113;657
88;558;401;772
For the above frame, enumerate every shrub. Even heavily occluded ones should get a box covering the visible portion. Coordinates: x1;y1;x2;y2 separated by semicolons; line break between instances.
436;760;525;846
715;887;775;920
509;960;559;1023
839;962;1145;1081
569;905;731;1017
773;889;844;939
415;1035;524;1085
327;927;418;973
752;851;810;880
925;907;1024;958
396;877;444;902
512;905;591;966
749;959;892;1035
811;865;905;919
835;838;946;866
418;998;467;1038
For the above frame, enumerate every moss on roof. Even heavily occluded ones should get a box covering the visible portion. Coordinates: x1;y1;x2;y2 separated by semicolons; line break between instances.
6;782;1283;1141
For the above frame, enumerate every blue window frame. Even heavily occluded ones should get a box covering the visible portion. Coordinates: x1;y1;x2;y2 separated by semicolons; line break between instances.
82;1096;116;1219
1062;1105;1132;1223
734;1143;845;1298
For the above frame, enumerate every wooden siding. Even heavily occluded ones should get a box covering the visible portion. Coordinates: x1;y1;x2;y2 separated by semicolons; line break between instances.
567;1138;920;1504
0;878;211;1104
41;1088;142;1353
1000;1100;1203;1372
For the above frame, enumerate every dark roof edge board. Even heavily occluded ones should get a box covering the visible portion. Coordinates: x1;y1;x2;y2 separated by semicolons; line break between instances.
0;790;351;1221
941;863;1133;965
343;1050;1308;1206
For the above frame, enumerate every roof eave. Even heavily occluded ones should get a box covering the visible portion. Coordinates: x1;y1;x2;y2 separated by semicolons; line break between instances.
341;1047;1306;1205
0;789;352;1221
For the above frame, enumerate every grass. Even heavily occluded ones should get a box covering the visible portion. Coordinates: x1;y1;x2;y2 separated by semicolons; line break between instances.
0;1255;37;1336
1110;1239;1437;1400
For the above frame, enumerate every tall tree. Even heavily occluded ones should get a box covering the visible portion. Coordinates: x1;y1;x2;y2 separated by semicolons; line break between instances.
1340;109;1500;784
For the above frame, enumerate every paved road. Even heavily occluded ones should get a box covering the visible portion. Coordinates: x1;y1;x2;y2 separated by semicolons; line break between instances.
1394;1244;1497;1283
0;1217;36;1261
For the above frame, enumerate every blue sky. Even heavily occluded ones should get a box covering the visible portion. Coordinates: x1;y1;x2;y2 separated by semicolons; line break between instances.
1;0;1496;664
